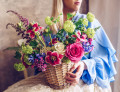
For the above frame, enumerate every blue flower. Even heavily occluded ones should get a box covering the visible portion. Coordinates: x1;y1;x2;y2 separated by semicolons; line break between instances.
28;55;34;64
35;53;46;60
82;42;94;52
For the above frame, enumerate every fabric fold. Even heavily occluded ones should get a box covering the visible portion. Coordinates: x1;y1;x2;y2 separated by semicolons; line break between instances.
81;18;118;88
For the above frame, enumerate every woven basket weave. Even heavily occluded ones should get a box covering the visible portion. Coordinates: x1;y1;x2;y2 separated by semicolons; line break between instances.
44;62;73;89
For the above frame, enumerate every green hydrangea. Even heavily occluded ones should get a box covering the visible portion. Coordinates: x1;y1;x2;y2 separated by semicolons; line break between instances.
63;20;76;33
22;45;33;54
14;63;25;71
24;55;32;65
82;18;88;26
86;28;95;38
45;16;53;26
87;12;95;22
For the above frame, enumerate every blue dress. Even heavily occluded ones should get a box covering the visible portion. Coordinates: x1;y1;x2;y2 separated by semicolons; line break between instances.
35;11;118;88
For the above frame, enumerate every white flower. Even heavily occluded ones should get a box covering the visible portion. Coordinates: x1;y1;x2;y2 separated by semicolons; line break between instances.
17;39;27;46
54;42;65;55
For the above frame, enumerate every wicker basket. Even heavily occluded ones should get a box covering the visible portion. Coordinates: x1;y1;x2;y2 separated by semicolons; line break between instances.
44;62;74;89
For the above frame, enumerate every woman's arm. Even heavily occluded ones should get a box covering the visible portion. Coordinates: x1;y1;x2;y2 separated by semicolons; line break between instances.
65;19;118;88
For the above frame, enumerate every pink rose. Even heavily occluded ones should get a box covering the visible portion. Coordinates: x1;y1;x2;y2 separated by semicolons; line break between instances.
65;43;84;63
45;51;63;66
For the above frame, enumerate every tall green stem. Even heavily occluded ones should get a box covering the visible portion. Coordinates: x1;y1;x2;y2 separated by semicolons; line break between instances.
49;34;52;46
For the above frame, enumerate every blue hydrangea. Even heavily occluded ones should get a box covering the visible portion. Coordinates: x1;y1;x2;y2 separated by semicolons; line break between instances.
82;42;94;52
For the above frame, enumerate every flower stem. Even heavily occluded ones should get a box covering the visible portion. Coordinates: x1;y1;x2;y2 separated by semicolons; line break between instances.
49;34;52;46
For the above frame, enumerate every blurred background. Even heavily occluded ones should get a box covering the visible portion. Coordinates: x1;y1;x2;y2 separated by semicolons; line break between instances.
0;0;119;92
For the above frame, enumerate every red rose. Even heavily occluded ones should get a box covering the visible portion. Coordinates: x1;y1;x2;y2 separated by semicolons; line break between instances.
65;43;84;63
45;51;63;66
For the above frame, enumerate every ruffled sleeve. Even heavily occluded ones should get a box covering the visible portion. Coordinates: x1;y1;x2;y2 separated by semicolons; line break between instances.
81;19;118;88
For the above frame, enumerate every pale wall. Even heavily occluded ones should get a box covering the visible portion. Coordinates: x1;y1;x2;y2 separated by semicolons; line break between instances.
0;0;53;91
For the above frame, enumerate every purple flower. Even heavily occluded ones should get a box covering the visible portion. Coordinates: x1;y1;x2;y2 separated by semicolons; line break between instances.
82;42;94;52
30;53;47;72
28;55;34;64
36;53;46;60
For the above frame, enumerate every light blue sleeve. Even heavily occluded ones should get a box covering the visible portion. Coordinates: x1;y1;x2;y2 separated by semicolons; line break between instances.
81;19;118;88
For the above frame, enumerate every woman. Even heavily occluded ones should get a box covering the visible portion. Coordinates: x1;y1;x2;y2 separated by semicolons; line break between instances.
35;0;118;91
51;0;117;91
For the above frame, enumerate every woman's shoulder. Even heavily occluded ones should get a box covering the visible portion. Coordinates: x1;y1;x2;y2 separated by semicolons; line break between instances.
73;12;87;21
75;12;101;27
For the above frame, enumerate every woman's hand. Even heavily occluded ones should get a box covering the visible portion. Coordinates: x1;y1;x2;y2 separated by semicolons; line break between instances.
65;61;87;86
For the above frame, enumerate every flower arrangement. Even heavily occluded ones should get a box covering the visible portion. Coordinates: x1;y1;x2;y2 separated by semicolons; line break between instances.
6;10;100;72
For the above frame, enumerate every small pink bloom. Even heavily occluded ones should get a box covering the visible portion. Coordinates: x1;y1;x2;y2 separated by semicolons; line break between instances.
33;23;44;32
39;27;44;30
26;29;35;39
45;51;63;66
65;43;84;63
49;38;57;45
76;31;87;42
72;30;87;43
33;23;38;28
33;23;39;32
26;30;32;33
30;31;35;39
88;38;93;45
71;34;77;38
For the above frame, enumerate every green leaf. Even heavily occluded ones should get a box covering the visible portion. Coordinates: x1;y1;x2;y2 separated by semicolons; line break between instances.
85;52;89;55
23;55;32;65
62;57;71;64
67;13;74;20
94;26;101;32
50;17;54;21
60;13;63;15
27;25;32;30
4;47;21;51
29;40;38;48
68;32;73;36
67;38;75;44
14;51;21;60
38;24;40;26
32;21;35;24
53;20;57;23
17;21;23;29
33;49;39;54
75;18;83;28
